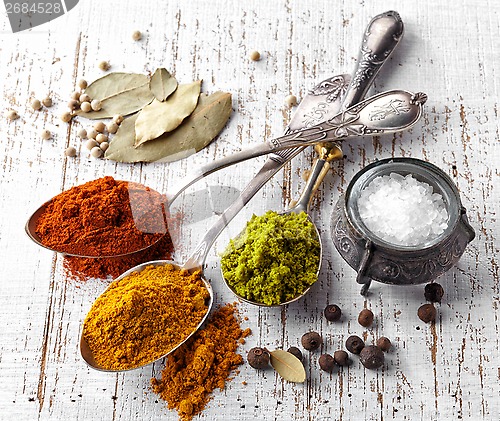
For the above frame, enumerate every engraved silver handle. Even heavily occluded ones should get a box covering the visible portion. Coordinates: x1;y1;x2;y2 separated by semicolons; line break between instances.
342;10;404;107
168;89;426;204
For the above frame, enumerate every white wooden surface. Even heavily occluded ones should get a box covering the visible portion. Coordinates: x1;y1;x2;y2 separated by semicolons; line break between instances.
1;1;499;420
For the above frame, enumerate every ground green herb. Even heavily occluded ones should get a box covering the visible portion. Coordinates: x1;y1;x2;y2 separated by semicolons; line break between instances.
221;210;320;306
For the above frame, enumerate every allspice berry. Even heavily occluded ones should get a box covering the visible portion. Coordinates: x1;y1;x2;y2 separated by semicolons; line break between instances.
324;304;342;322
345;335;365;354
417;304;436;323
287;346;303;361
301;332;322;351
360;345;384;369
318;354;335;372
247;347;270;369
376;337;392;352
333;350;349;366
358;308;374;327
424;283;444;303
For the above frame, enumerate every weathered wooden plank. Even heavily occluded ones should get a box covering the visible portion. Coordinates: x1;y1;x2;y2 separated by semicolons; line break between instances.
0;0;498;420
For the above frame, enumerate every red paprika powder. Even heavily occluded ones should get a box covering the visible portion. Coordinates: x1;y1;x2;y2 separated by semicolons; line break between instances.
34;176;175;280
36;176;167;257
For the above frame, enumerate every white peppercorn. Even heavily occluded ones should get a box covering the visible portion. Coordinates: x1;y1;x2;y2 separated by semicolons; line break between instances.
60;111;72;123
90;100;102;111
99;141;109;152
85;139;98;150
113;114;124;125
132;30;142;41
79;93;91;103
40;129;51;140
7;110;19;121
285;94;298;108
68;99;79;110
94;121;106;133
31;99;42;110
80;101;92;113
77;128;87;139
95;133;108;144
64;146;77;157
78;79;88;90
106;122;119;134
42;97;53;107
249;50;261;61
87;129;97;139
98;61;110;71
90;146;103;158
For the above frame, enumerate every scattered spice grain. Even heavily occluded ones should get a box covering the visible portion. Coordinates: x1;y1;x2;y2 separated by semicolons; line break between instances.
346;335;365;354
151;303;251;421
319;353;335;372
359;345;384;369
324;304;342;322
247;347;270;369
376;337;392;352
301;331;322;351
424;282;444;303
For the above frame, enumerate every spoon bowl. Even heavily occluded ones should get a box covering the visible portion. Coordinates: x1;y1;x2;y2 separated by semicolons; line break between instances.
220;145;343;307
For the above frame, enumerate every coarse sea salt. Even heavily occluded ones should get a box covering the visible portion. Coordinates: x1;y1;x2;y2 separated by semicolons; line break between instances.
357;173;449;247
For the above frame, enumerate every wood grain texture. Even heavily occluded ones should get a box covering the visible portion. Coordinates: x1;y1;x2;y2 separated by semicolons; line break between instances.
0;0;499;420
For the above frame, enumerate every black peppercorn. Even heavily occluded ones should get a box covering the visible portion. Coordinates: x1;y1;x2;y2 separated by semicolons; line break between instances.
345;335;365;354
358;308;374;327
424;283;444;303
324;304;342;322
333;350;349;366
376;337;392;352
417;303;437;323
247;347;270;369
318;353;336;372
287;346;303;361
301;331;322;351
360;345;385;369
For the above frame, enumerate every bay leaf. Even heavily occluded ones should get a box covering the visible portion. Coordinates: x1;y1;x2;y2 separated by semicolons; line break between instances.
75;72;155;119
134;80;202;147
150;68;178;102
105;91;232;163
270;349;306;383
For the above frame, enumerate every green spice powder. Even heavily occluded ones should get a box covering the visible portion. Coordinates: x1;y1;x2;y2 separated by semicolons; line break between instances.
221;210;321;306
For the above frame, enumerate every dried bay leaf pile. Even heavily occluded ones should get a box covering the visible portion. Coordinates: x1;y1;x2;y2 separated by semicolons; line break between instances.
76;68;232;163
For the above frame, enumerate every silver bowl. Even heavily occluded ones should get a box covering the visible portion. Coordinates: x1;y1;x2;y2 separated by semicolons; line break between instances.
331;157;475;295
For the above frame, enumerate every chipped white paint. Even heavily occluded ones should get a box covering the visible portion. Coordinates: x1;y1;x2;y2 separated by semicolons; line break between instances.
0;1;499;420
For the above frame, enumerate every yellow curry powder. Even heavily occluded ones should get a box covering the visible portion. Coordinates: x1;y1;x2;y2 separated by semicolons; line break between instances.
151;303;251;420
82;264;210;371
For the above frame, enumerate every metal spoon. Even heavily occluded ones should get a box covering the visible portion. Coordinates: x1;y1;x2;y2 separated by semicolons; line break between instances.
221;144;344;307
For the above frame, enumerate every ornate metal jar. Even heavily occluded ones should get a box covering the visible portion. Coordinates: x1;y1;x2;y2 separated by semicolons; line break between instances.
331;158;475;295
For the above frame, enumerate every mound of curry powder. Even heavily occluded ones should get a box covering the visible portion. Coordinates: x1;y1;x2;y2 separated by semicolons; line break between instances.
82;264;210;371
151;303;251;420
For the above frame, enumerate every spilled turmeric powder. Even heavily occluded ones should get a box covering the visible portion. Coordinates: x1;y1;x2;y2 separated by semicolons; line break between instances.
151;303;251;420
82;263;210;371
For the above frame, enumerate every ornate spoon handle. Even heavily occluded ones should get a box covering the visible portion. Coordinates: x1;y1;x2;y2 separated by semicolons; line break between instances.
167;89;427;204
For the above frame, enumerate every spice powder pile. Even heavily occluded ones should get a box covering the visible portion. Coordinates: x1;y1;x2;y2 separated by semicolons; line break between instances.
151;303;251;421
35;176;167;256
83;264;210;371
